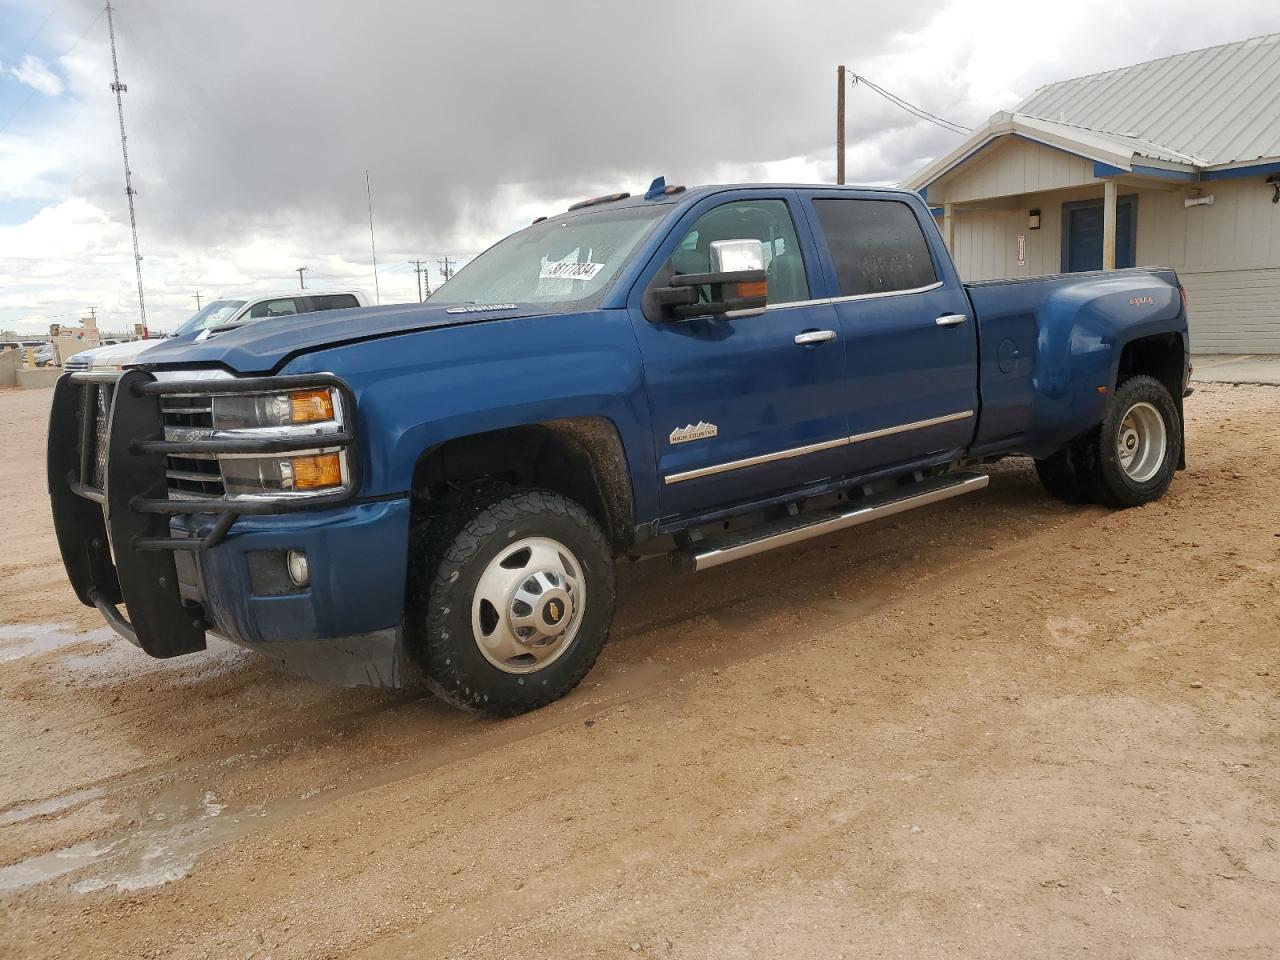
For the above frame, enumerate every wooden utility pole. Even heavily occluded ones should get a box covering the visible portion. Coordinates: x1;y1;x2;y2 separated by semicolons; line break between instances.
192;290;202;311
296;266;308;289
836;65;846;185
410;259;428;302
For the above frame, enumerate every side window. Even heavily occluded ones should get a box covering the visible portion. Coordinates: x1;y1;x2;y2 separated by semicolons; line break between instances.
812;199;937;297
247;298;300;320
671;199;809;305
311;294;359;311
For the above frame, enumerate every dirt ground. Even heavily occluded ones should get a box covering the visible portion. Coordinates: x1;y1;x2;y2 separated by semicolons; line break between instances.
0;382;1276;960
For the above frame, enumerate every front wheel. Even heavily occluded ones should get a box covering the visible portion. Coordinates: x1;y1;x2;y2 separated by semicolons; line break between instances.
407;489;615;715
1072;375;1181;508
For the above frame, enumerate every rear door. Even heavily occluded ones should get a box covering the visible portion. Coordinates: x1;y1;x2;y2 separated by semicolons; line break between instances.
628;190;848;521
798;191;978;474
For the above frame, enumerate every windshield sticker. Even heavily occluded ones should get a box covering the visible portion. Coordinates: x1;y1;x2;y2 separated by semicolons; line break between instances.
539;261;605;282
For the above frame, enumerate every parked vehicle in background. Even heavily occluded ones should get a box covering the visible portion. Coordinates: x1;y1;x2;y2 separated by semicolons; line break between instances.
48;180;1189;716
62;289;371;373
5;342;57;366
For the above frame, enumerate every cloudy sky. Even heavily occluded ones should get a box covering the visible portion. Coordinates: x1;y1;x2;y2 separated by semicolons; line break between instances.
1;0;1277;335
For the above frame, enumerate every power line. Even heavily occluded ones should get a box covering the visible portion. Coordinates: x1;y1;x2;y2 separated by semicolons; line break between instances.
850;73;971;135
9;1;64;65
0;6;105;136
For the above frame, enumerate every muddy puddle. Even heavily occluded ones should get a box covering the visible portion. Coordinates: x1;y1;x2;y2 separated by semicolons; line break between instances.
0;779;270;895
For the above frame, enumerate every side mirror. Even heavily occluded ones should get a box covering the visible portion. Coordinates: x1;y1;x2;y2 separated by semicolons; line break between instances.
651;238;768;321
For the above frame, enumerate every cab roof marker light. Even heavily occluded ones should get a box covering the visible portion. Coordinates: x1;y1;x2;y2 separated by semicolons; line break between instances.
566;192;631;212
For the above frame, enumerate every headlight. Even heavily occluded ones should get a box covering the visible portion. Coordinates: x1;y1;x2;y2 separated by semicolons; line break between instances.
219;450;348;497
160;382;354;502
212;387;338;429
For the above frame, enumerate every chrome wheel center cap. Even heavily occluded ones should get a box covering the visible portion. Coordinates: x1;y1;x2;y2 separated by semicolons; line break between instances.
509;571;574;647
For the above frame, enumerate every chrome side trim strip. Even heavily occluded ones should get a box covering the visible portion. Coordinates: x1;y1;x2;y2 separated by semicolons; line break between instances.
764;280;944;311
663;409;974;485
664;436;849;485
846;409;974;445
686;473;990;570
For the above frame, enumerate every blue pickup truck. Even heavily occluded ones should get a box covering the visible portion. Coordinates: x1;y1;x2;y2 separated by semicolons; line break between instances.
48;180;1189;714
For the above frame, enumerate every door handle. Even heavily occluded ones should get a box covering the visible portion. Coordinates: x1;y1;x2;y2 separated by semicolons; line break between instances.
936;313;968;327
794;329;838;345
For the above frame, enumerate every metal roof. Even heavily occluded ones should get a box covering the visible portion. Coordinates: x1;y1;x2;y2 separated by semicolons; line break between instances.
1016;33;1280;166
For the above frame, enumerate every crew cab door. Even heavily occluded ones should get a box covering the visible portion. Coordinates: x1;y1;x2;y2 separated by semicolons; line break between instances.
798;190;978;473
628;191;848;520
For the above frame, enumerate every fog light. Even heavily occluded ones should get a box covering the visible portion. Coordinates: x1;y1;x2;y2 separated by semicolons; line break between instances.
286;549;310;587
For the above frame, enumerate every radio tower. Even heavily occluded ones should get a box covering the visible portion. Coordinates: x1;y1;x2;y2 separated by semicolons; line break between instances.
105;1;147;335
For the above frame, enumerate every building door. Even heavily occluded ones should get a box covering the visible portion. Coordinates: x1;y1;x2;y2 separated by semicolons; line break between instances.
1063;196;1136;272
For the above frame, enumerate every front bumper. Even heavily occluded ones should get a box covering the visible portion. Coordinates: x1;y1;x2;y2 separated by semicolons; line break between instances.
48;369;413;685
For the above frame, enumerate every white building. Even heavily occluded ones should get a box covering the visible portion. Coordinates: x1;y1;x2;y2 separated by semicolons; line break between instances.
906;34;1280;353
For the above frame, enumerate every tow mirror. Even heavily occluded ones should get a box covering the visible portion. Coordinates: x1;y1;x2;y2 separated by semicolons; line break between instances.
650;238;768;321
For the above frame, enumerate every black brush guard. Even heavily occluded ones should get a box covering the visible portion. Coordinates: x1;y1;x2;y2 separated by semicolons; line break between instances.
47;368;357;658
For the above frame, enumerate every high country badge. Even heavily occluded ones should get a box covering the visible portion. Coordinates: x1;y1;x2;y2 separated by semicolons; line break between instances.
669;421;719;444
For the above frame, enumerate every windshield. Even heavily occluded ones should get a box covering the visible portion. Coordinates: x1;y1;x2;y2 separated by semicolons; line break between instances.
169;300;246;337
430;204;669;310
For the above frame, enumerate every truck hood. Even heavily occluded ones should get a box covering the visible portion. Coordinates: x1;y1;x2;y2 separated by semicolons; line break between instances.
134;301;549;374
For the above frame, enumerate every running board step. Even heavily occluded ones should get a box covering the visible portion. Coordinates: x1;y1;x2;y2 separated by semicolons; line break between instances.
675;471;990;571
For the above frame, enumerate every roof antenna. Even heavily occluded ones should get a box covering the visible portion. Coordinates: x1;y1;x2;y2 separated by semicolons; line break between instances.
644;176;667;200
365;169;380;305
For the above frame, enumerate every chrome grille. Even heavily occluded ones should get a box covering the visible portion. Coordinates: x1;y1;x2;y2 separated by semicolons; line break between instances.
160;395;213;430
161;396;224;498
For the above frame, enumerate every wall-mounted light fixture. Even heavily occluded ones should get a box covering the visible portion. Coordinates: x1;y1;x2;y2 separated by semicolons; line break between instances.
1267;175;1280;204
1028;208;1041;230
1184;190;1214;208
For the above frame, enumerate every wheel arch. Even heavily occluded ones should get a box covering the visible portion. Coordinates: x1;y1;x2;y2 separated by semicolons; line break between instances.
409;416;637;552
1115;331;1185;400
1113;331;1187;469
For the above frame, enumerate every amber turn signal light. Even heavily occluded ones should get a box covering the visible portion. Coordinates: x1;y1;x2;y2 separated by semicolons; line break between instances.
289;389;335;424
291;453;343;489
737;280;768;300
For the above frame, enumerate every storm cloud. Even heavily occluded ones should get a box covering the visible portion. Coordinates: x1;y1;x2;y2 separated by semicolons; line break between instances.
4;0;1278;330
79;0;943;248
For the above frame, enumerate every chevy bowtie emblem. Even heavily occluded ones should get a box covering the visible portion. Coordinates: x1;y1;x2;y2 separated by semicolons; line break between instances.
669;421;719;444
546;600;563;623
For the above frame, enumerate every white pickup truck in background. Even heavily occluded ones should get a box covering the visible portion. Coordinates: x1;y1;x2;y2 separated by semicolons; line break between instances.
63;288;372;373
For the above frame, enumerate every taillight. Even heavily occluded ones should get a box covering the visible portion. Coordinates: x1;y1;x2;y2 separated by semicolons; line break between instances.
1179;285;1187;307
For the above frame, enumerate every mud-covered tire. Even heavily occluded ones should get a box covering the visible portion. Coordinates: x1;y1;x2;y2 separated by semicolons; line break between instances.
1034;448;1092;504
406;489;615;715
1073;375;1181;508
